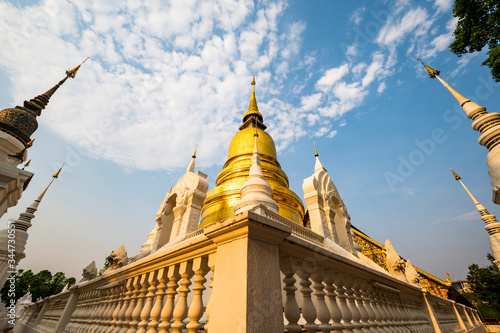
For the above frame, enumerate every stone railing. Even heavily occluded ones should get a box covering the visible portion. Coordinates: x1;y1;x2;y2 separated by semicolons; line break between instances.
14;209;486;333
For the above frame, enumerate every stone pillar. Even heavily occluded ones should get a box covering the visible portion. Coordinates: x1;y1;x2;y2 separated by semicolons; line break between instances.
54;290;79;333
204;209;291;333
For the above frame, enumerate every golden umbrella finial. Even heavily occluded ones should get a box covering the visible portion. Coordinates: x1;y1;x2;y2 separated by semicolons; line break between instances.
449;167;461;181
314;142;318;157
53;163;65;178
66;57;89;79
418;58;440;78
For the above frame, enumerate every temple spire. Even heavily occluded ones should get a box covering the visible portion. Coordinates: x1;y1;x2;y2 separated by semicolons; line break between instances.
450;168;500;268
242;76;264;124
187;145;197;173
450;168;484;211
420;59;500;204
314;143;325;172
13;165;64;232
0;59;87;145
24;58;87;117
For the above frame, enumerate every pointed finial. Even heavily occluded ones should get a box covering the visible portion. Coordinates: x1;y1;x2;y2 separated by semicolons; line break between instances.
169;181;173;193
66;57;88;79
22;159;31;170
192;145;197;159
242;76;263;123
418;58;440;78
314;142;318;157
449;167;461;181
8;139;34;160
52;163;65;178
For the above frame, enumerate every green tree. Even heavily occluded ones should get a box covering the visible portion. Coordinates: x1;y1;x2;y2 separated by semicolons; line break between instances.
1;269;76;304
466;254;500;319
450;0;500;81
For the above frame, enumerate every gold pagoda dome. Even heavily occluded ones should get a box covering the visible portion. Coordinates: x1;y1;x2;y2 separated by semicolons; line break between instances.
199;77;305;228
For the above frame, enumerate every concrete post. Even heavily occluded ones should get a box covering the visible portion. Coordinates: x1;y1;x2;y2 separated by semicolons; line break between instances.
204;209;291;333
54;290;79;333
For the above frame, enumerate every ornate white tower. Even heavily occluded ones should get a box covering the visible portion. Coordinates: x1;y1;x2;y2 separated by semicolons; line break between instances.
0;59;85;219
419;59;500;205
450;168;500;268
0;166;63;287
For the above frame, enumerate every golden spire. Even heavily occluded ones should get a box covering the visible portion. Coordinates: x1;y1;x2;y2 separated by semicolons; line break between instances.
314;142;319;157
65;57;88;78
52;164;64;178
450;167;461;181
242;76;263;123
169;181;173;193
418;59;440;78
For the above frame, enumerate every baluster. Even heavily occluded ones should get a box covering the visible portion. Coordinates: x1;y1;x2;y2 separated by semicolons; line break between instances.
365;283;381;332
335;271;354;333
311;264;332;333
97;288;114;332
115;278;134;333
280;255;301;333
138;271;158;333
297;259;317;333
383;290;398;332
186;256;210;333
107;285;125;333
352;278;369;332
171;261;194;333
86;290;102;332
73;291;91;333
158;265;180;333
122;276;140;333
128;273;149;333
203;253;216;333
344;275;363;333
147;269;167;333
374;287;389;332
324;269;344;333
358;280;374;332
89;289;104;331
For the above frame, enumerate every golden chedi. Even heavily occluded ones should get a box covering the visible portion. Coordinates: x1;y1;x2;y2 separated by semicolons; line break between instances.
199;77;304;228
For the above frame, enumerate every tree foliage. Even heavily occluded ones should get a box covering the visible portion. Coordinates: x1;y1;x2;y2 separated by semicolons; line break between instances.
1;269;76;304
466;254;500;318
450;0;500;81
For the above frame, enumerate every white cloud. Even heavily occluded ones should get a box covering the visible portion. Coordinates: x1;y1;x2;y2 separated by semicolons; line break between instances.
434;0;453;13
377;82;387;94
316;63;350;92
301;93;322;111
350;7;366;25
376;7;430;47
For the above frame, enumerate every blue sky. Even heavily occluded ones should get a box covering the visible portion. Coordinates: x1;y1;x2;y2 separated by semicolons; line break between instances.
0;0;499;281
